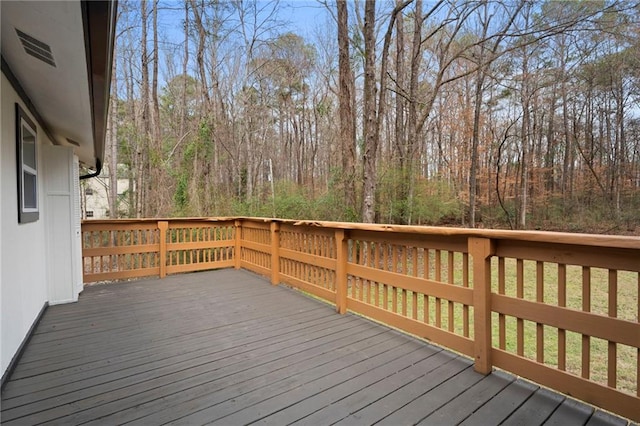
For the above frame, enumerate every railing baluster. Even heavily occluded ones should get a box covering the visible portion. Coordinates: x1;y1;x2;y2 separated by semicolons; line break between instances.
558;263;567;371
335;229;348;314
234;220;242;269
435;249;442;329
423;293;429;324
608;269;617;388
390;244;397;272
270;222;280;285
392;284;398;314
425;248;431;325
498;257;506;349
159;221;167;278
582;266;591;380
401;286;407;316
517;259;524;357
424;248;430;279
412;247;419;320
536;261;544;363
402;246;408;275
448;251;455;332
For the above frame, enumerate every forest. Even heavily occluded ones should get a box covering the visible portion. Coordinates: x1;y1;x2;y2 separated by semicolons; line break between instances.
100;0;640;234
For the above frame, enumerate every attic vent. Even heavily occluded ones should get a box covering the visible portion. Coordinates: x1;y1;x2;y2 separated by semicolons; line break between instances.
16;29;56;67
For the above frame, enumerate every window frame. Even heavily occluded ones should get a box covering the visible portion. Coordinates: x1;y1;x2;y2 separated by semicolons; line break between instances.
16;104;39;223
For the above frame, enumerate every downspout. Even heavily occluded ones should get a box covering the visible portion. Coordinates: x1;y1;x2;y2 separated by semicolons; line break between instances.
79;159;102;180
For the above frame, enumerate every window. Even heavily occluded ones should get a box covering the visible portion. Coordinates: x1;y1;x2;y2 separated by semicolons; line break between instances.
16;104;38;223
86;211;94;218
85;188;94;196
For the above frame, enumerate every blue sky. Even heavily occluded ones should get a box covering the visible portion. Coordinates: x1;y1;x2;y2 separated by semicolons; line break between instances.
278;0;332;37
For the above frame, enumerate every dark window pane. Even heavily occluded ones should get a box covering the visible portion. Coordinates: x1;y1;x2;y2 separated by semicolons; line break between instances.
23;172;37;208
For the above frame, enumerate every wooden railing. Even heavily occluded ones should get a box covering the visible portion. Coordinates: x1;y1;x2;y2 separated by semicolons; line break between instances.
82;217;640;421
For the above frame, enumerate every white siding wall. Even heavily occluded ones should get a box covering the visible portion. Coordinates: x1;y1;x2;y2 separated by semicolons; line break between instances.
1;72;51;377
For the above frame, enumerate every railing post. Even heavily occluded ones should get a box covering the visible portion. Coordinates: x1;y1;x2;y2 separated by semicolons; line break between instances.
158;221;168;279
270;221;280;285
234;220;242;269
469;237;495;374
335;229;348;314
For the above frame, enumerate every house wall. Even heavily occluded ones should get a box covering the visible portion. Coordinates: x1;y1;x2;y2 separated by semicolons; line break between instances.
83;173;129;219
1;71;51;377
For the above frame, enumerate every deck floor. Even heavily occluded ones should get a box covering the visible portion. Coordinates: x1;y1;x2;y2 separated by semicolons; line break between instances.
1;269;631;425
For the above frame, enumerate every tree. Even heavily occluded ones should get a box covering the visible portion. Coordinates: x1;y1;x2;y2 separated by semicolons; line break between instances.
107;0;639;233
337;0;357;215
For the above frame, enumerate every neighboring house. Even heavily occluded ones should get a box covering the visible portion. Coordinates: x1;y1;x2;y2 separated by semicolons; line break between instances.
1;1;116;385
82;166;130;219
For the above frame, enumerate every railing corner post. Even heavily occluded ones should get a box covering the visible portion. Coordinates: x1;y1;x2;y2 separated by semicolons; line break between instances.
158;221;168;279
270;221;280;285
335;229;348;314
234;220;242;270
469;237;496;375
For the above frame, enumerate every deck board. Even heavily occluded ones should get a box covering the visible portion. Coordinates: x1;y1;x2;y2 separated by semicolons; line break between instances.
416;371;515;425
458;378;539;425
1;269;631;425
501;387;566;425
61;323;389;425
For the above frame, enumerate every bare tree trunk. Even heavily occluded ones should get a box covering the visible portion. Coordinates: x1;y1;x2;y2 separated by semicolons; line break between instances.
405;0;422;224
137;0;150;218
124;43;136;217
180;1;189;137
190;0;210;108
469;2;489;228
362;0;412;223
361;0;377;223
151;0;162;215
394;3;405;163
337;0;357;216
519;54;530;229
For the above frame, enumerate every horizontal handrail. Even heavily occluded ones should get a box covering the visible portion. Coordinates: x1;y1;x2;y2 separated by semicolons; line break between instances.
81;217;640;421
83;217;640;249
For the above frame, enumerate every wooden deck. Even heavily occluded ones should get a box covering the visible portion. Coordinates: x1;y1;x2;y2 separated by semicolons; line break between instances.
1;270;632;425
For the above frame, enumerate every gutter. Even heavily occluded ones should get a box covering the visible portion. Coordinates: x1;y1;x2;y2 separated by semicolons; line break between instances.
80;0;117;180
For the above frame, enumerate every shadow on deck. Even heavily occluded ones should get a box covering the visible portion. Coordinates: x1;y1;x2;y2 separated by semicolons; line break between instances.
0;270;631;425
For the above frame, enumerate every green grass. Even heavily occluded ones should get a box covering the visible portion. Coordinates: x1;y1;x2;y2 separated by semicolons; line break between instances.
340;250;638;396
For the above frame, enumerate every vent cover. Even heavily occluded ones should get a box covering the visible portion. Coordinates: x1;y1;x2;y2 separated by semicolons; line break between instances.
16;28;56;67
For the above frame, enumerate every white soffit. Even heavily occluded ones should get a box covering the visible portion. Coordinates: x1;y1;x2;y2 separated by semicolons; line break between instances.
1;1;95;166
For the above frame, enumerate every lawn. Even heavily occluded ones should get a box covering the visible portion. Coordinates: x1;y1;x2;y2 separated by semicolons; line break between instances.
341;248;639;396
